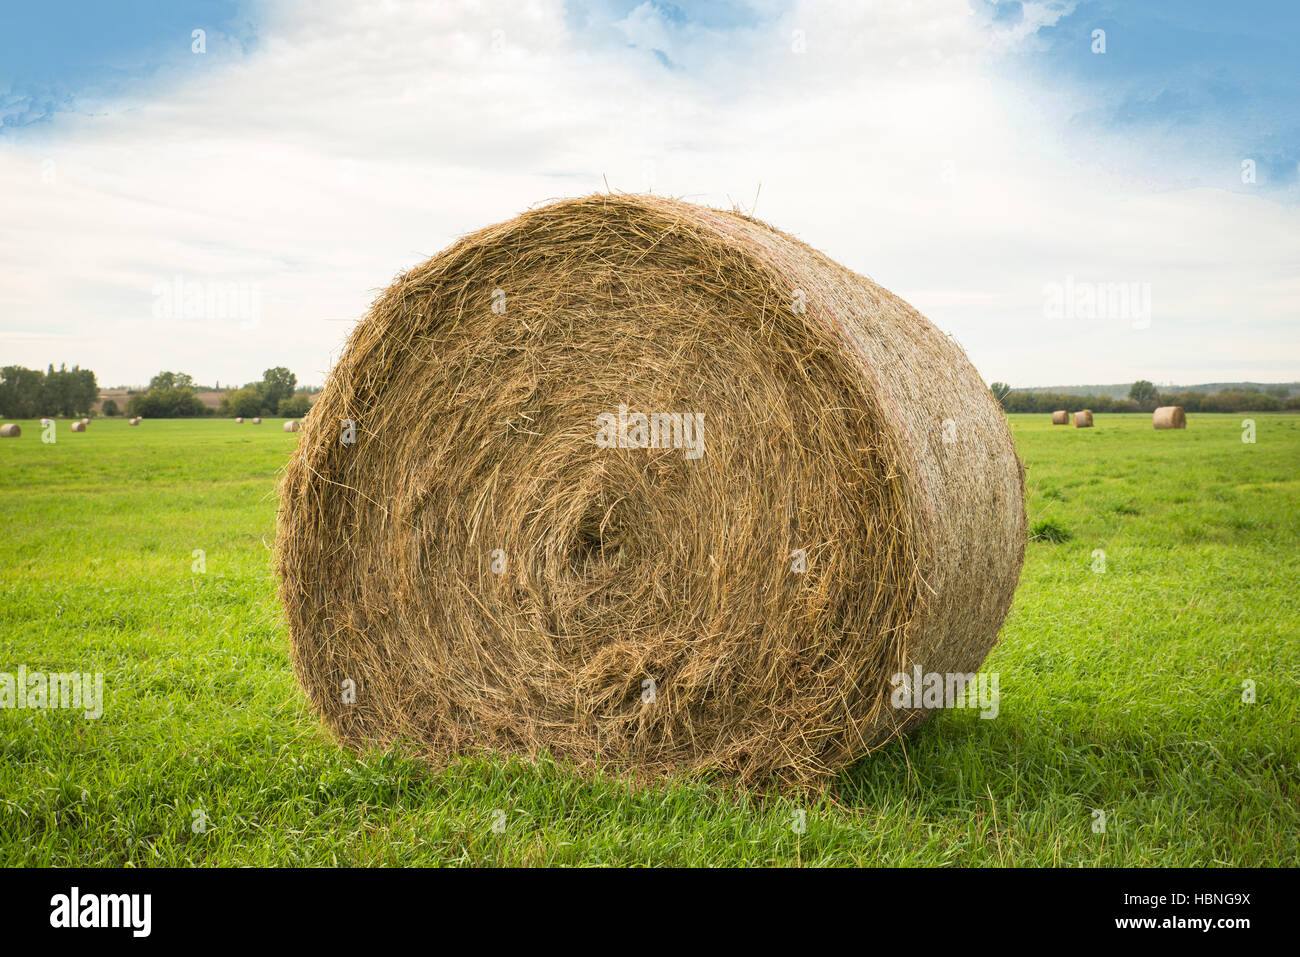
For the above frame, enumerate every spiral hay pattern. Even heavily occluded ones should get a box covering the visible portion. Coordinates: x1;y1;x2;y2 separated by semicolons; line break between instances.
276;194;1025;785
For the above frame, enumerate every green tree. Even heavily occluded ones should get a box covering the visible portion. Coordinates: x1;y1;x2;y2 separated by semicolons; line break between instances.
259;367;297;414
277;393;311;417
101;399;120;416
128;370;204;417
225;388;264;418
1128;380;1158;407
0;366;45;417
149;371;195;392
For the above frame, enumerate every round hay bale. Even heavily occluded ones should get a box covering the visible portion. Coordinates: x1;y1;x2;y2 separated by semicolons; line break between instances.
275;194;1027;785
39;418;52;427
1073;410;1093;428
251;417;262;425
0;424;20;438
1051;410;1069;425
1152;406;1185;429
128;417;141;426
283;420;301;433
79;418;90;428
235;417;244;424
70;421;86;432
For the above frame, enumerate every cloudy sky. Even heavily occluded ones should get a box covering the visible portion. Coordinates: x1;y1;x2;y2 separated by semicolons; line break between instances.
1;0;1297;389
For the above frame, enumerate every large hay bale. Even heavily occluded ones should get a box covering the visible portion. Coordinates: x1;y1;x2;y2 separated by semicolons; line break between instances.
39;418;52;427
128;417;141;426
283;420;301;433
251;417;262;425
0;424;19;438
79;417;90;428
276;194;1026;785
1073;410;1093;428
1051;410;1069;425
235;417;244;424
70;421;86;432
1152;406;1186;429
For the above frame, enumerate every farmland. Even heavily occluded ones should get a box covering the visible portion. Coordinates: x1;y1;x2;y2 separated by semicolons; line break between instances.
0;414;1296;866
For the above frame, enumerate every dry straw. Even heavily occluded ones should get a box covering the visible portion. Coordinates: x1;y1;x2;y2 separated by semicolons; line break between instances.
235;417;244;424
283;420;300;432
1073;410;1094;428
0;424;19;438
70;421;86;432
129;417;141;426
276;194;1026;786
251;417;262;425
1051;410;1069;425
1152;406;1186;429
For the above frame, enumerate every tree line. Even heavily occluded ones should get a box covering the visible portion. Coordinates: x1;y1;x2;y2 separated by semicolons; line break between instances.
0;364;98;417
126;368;313;418
990;380;1300;414
0;365;315;418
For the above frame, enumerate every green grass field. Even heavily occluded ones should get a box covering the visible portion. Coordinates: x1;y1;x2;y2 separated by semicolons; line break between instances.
1;413;1296;866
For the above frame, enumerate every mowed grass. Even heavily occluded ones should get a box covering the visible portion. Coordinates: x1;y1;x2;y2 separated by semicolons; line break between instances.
0;413;1296;867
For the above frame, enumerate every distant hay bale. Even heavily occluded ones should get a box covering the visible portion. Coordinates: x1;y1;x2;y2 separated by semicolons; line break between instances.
1073;410;1093;428
128;417;141;426
235;417;244;424
275;194;1026;786
283;420;300;432
80;418;90;428
1152;406;1186;429
251;417;262;425
0;424;20;438
40;418;52;427
70;421;86;432
1051;410;1069;425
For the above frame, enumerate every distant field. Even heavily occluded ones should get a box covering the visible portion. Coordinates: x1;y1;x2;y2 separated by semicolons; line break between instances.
0;414;1296;866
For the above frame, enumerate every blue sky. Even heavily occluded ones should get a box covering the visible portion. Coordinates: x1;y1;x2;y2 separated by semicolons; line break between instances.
10;0;1298;171
0;0;1296;387
5;0;1297;190
991;0;1300;190
0;0;254;129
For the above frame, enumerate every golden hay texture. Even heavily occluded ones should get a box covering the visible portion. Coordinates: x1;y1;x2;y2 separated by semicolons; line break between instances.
1153;406;1186;429
283;420;301;433
70;421;86;432
0;424;19;438
1073;410;1094;428
276;194;1026;786
251;417;262;425
1051;410;1069;425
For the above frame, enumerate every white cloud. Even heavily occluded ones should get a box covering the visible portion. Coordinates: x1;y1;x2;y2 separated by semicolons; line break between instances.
0;0;1295;388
